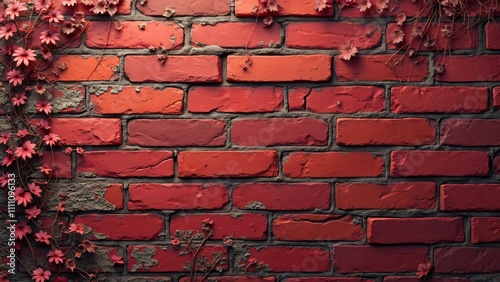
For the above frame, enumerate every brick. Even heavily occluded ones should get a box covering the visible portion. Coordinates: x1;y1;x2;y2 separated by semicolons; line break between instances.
333;246;429;273
367;217;464;244
170;213;267;240
440;119;500;146
245;246;330;272
440;184;500;211
137;0;230;16
191;22;281;48
336;118;436;146
50;55;119;81
335;55;428;81
42;152;71;179
48;85;86;113
273;214;363;241
47;183;123;212
231;118;328;146
128;183;228;210
289;86;384;113
125;55;221;83
383;277;470;282
188;86;283;113
435;55;500;82
128;245;227;272
233;182;331;210
74;214;164;240
387;23;478;50
391;86;488;113
486;22;500;49
235;0;333;17
178;151;278;178
434;247;500;273
494;87;500;109
91;86;183;115
227;55;331;82
284;152;384;178
86;21;183;49
335;182;436;210
287;278;372;282
128;119;226;147
390;151;489;177
286;22;381;49
471;217;500;243
47;118;121;146
78;151;174;178
180;277;276;282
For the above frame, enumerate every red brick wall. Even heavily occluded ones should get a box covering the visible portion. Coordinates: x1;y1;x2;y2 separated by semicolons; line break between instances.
52;0;500;280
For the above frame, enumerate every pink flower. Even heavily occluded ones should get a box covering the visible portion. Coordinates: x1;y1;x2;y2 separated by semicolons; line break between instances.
76;147;84;155
40;30;60;45
7;69;25;86
61;21;76;35
15;221;32;239
43;10;64;23
16;128;29;137
35;85;46;95
40;165;52;175
339;41;358;61
34;0;52;12
62;0;77;6
110;254;124;265
14;187;32;206
0;23;18;40
69;223;84;234
2;154;16;167
64;147;73;154
0;133;11;144
43;133;60;146
35;230;52;245
56;201;65;212
37;119;51;130
171;239;180;245
28;183;42;197
65;259;76;272
32;268;51;282
40;47;53;60
48;249;64;264
15;140;36;160
13;47;37;67
80;240;97;253
5;1;27;20
36;100;52;115
0;174;10;187
25;206;41;219
90;0;107;14
12;93;27;106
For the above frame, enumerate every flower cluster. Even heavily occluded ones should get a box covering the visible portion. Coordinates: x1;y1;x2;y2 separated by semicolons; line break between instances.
0;0;120;280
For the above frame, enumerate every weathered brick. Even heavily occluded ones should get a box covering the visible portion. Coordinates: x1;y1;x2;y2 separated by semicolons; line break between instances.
494;87;500;109
128;119;226;147
335;182;436;210
367;217;464;244
170;213;267;240
47;183;123;212
334;246;429;273
390;151;489;177
337;118;436;146
471;217;500;243
191;22;281;48
391;86;488;113
180;277;276;282
77;151;174;178
284;152;384;178
383;277;470;282
286;22;381;49
125;56;221;83
232;118;328;146
273;214;363;241
50;55;119;81
178;151;278;178
486;22;500;49
440;184;500;211
227;55;331;82
335;55;428;81
42;152;71;179
435;56;500;82
46;118;122;146
289;86;385;113
440;119;500;146
188;87;283;113
244;246;330;272
91;86;183;115
233;182;331;210
74;214;164;240
86;21;183;49
434;247;500;273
